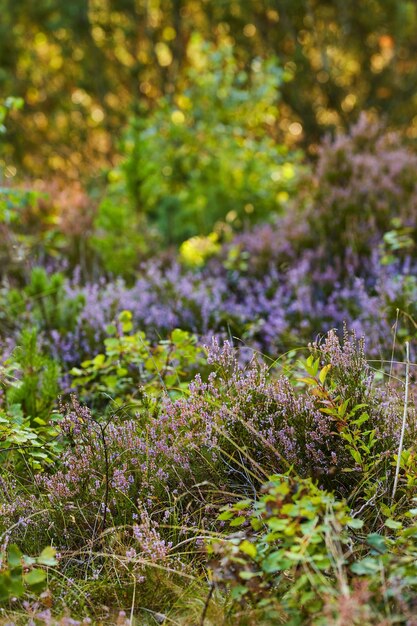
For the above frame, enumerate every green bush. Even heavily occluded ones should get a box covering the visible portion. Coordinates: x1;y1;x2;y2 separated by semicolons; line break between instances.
211;474;417;625
0;328;61;470
70;310;205;412
4;267;84;335
91;186;150;278
121;36;302;244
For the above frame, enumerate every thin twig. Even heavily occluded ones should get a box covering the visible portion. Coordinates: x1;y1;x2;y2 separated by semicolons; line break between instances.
200;581;215;626
392;341;410;503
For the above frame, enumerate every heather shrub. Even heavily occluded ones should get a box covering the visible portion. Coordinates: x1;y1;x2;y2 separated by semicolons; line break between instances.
307;113;417;263
4;326;402;523
103;330;406;503
37;227;410;370
6;200;417;373
12;329;382;543
1;327;416;624
36;397;156;548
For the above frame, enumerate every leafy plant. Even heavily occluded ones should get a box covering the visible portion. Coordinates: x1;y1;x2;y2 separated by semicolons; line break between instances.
0;328;61;469
298;354;378;475
91;186;150;278
210;475;417;624
70;310;205;411
0;544;57;604
3;328;60;426
122;36;302;243
210;474;354;621
5;267;85;335
380;218;415;266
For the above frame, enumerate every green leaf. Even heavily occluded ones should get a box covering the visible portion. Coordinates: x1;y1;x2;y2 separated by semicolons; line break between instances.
239;540;257;559
349;449;362;465
118;310;132;323
233;499;252;511
351;556;380;575
92;354;106;367
9;576;24;597
384;518;403;530
298;376;317;386
230;585;249;600
122;321;133;333
8;544;22;569
24;568;46;586
171;329;190;345
37;546;57;566
347;518;364;529
218;509;234;521
33;417;47;426
262;550;292;573
338;398;350;418
70;367;84;376
267;517;289;532
351;412;369;427
229;516;246;527
319;364;331;384
366;533;387;554
238;570;259;580
0;573;12;602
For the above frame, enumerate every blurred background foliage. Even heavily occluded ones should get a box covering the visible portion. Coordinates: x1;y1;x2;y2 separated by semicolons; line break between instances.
120;37;302;243
1;0;417;180
2;0;417;266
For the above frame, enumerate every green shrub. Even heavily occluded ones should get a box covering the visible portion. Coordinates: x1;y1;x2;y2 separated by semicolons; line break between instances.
0;328;61;469
4;267;84;335
70;310;205;412
121;35;302;244
211;474;417;624
91;187;149;278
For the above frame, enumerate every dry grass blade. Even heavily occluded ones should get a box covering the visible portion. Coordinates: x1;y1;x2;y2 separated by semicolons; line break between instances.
392;341;410;503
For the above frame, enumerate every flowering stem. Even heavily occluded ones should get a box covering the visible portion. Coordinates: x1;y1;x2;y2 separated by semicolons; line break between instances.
99;422;110;535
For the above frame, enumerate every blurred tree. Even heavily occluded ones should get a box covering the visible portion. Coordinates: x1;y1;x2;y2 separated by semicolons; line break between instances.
0;0;416;178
